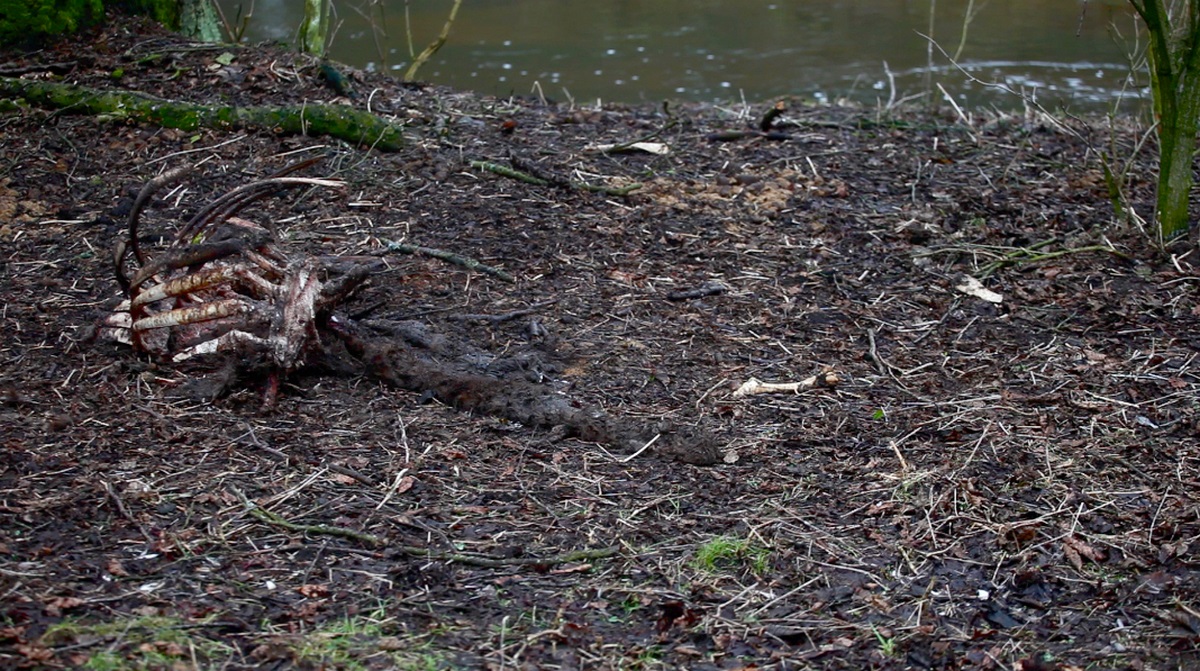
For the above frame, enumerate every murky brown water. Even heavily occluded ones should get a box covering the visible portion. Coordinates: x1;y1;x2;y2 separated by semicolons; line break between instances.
224;0;1145;111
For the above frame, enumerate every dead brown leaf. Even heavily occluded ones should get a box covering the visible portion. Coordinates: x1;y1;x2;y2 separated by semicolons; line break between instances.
1064;535;1106;567
297;584;329;598
16;643;54;664
43;596;84;617
394;475;415;495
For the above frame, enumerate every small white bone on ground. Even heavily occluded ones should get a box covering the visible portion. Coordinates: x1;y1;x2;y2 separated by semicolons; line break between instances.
954;275;1003;303
733;373;840;398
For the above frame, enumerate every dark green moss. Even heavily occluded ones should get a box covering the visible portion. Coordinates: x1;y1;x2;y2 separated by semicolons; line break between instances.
0;0;180;48
0;0;104;47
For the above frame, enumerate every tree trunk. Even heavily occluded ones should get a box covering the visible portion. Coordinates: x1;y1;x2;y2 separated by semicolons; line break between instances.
178;0;223;43
298;0;328;56
1155;62;1200;241
1132;0;1200;242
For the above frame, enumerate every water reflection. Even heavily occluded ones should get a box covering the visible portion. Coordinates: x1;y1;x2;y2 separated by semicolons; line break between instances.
219;0;1146;111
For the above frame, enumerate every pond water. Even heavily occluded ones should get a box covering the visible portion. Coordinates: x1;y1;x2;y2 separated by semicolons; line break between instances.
222;0;1147;112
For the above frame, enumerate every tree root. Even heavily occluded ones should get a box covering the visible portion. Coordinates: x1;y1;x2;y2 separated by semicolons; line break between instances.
0;76;404;151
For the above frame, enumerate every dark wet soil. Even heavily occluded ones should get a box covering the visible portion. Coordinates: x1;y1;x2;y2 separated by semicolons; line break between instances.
2;17;1199;671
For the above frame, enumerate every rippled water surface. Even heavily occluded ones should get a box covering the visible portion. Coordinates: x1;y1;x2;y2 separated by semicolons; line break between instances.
224;0;1146;111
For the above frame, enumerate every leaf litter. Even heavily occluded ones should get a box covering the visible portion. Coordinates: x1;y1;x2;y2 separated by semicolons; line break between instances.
1;16;1198;671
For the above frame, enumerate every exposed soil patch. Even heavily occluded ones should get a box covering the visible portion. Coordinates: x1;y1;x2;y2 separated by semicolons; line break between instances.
2;18;1199;670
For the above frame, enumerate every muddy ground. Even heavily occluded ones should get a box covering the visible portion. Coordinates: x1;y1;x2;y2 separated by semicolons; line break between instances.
1;17;1199;671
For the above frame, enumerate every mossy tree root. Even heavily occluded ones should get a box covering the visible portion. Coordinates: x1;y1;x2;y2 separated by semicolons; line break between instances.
0;76;404;151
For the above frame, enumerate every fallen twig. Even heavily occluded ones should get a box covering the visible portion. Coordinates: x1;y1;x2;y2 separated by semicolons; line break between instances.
912;240;1132;278
473;160;549;186
666;281;726;301
620;434;661;463
978;244;1131;278
248;505;386;546
0;61;76;76
867;329;903;377
102;480;154;544
242;497;618;567
570;179;642;197
705;129;791;142
390;545;619;568
449;299;559;324
470;160;642;197
377;237;515;283
328;463;377;487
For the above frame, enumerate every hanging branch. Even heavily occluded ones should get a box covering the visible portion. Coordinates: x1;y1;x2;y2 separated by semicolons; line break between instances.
404;0;463;82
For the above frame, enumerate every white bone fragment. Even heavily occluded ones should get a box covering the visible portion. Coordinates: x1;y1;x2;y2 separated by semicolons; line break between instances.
954;275;1003;303
732;373;839;398
585;142;670;155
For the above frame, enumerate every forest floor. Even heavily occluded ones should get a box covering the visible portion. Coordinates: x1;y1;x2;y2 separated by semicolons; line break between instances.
1;17;1199;671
